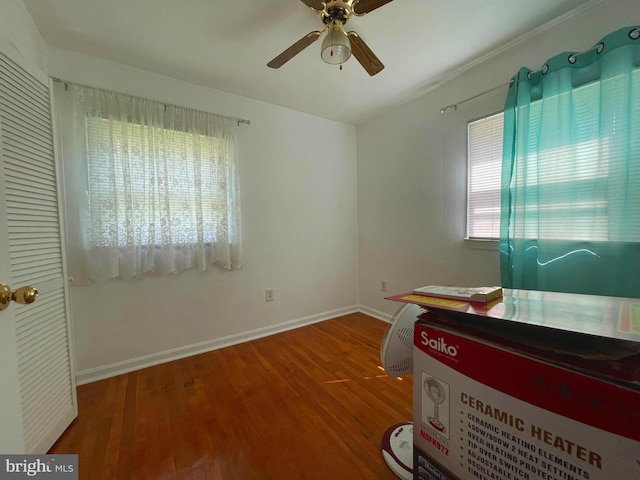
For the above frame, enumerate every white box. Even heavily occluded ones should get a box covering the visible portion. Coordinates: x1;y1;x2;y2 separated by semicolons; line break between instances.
413;315;640;480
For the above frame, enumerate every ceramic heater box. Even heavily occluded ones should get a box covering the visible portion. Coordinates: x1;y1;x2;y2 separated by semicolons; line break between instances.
411;307;640;480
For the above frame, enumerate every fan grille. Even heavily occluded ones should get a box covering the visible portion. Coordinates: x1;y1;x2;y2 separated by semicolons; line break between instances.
395;326;413;349
388;359;411;377
380;303;424;377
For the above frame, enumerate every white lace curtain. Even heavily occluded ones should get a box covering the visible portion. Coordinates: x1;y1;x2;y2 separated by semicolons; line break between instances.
55;84;242;282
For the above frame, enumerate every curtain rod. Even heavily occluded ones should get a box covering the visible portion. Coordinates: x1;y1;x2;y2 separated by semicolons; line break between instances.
50;77;251;126
440;81;510;114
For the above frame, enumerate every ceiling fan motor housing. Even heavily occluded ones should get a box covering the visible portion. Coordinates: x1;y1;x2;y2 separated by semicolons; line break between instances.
318;1;353;25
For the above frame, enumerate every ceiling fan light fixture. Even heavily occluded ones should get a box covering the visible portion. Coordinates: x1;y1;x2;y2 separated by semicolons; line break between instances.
321;21;351;65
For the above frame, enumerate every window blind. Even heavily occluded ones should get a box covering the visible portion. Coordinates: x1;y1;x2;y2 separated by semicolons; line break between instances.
466;112;504;239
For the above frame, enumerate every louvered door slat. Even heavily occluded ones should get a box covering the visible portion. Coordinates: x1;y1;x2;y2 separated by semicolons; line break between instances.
12;257;60;274
0;99;50;134
6;189;58;206
0;109;54;150
10;240;60;251
17;308;66;342
11;266;61;287
6;195;58;212
8;224;60;233
21;363;71;447
23;380;73;450
0;72;49;109
0;50;76;453
14;289;64;327
5;160;57;184
10;246;61;258
13;255;60;270
11;254;62;271
7;231;62;241
3;137;55;163
8;232;61;243
8;206;59;215
7;198;59;210
15;298;65;329
5;152;56;172
0;56;48;92
0;99;52;141
0;58;49;108
3;140;57;168
21;363;71;426
0;92;51;128
16;330;67;376
7;217;61;226
8;225;61;235
6;172;57;192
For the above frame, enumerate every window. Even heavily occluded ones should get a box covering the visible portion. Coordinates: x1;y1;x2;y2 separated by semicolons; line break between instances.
466;111;504;239
86;116;233;247
498;26;640;297
63;84;243;281
466;79;636;243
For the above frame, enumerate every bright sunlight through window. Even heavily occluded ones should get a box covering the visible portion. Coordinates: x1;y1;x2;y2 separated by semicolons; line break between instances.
86;116;228;247
466;111;504;240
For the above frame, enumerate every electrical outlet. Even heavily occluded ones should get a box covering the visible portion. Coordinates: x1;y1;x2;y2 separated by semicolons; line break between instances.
381;280;387;292
265;289;274;302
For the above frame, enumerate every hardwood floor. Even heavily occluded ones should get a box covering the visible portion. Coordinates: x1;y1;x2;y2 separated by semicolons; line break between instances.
50;313;413;479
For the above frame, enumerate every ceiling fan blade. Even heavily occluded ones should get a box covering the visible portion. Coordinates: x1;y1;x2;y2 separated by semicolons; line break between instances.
347;31;384;76
299;0;325;10
267;31;323;69
352;0;395;15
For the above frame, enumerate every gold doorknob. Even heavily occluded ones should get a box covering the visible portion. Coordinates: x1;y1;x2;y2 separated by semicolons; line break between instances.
0;284;39;311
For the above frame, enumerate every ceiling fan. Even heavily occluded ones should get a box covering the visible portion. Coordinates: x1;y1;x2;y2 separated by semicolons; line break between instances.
267;0;394;76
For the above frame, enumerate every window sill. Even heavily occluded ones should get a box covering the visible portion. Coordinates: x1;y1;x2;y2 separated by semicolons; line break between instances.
464;237;499;251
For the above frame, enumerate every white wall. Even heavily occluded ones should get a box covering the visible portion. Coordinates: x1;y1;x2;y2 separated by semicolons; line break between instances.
356;0;639;318
45;49;358;382
0;0;46;70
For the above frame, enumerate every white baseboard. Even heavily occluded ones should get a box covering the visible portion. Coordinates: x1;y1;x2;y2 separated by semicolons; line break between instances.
358;304;392;323
75;305;360;385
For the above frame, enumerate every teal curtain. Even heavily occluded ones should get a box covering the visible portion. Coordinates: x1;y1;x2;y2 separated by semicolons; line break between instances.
500;26;640;298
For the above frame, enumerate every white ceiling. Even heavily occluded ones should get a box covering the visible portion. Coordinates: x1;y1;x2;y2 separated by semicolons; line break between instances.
24;0;589;125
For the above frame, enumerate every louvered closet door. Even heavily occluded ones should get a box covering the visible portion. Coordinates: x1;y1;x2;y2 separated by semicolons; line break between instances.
0;48;77;453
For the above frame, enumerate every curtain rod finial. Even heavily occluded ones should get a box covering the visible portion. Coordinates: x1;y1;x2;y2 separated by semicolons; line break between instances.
440;104;457;114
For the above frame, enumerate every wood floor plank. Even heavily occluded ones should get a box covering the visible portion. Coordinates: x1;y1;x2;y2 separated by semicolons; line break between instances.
50;313;413;479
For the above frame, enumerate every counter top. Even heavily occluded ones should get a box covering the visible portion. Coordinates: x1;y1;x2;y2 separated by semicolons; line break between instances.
387;288;640;344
